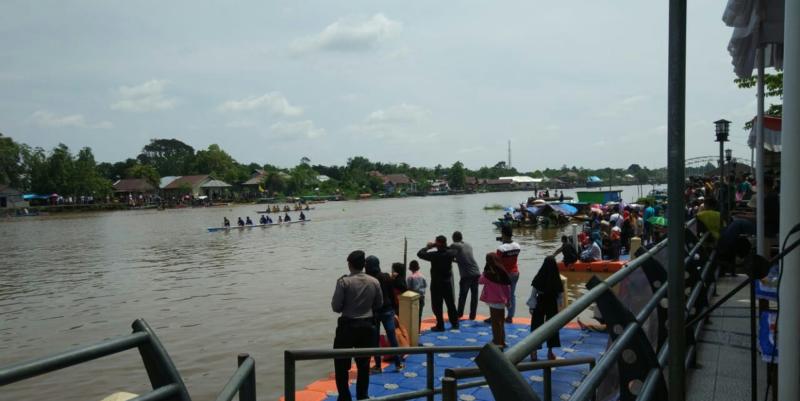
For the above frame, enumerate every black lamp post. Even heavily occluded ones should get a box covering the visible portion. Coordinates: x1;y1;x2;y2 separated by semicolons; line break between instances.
715;119;731;222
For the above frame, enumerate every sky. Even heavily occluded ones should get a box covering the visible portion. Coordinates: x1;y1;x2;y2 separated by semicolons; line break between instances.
0;0;764;171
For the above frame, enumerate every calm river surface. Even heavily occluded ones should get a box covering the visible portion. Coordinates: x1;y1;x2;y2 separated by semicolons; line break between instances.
0;186;651;401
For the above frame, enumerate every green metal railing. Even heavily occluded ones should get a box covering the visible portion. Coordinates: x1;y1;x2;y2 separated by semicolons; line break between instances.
0;319;256;401
442;357;597;401
284;345;592;401
464;222;718;401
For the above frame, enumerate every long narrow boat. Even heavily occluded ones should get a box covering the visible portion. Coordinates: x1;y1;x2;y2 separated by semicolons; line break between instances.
206;220;310;232
254;207;314;213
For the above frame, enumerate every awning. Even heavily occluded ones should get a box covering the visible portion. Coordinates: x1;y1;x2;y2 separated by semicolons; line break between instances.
723;0;784;78
748;115;782;151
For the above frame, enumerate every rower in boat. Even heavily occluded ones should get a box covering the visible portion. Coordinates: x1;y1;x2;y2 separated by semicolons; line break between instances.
283;205;290;212
284;212;292;222
266;215;273;224
304;205;310;211
237;217;245;227
299;211;306;221
259;215;268;225
278;215;283;223
245;217;253;226
223;217;231;228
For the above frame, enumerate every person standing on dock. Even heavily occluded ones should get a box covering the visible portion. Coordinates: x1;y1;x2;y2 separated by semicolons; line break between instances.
528;256;563;361
479;252;511;347
417;236;459;331
642;201;655;244
451;231;481;321
331;250;383;401
365;256;404;372
495;225;521;323
406;260;427;330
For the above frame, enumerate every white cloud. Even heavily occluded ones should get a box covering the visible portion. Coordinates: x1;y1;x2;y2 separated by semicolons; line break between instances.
290;14;402;54
351;103;434;142
30;110;113;129
363;103;430;126
268;120;325;140
111;80;177;112
218;92;303;117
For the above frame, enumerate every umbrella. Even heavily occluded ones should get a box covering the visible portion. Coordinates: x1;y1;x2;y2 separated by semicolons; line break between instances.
647;216;668;227
503;206;515;213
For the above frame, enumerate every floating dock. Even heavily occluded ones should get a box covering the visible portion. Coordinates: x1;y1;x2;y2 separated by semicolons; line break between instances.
282;316;609;401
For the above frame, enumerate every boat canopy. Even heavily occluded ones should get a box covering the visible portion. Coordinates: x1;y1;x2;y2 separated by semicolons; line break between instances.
23;194;49;200
587;176;603;182
550;203;578;216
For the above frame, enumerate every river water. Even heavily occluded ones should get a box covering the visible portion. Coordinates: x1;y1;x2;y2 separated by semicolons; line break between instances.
0;186;650;401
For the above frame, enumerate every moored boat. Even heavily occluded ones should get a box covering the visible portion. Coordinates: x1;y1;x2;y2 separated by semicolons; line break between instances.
575;190;623;204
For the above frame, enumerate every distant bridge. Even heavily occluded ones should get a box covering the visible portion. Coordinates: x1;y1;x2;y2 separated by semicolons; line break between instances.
655;155;752;172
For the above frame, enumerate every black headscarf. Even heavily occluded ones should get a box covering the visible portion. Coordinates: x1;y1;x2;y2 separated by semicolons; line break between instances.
532;256;562;295
483;253;511;285
366;255;395;312
391;262;408;292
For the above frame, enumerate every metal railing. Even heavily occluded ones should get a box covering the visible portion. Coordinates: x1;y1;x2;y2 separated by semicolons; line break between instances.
284;345;592;401
284;223;712;401
0;319;256;401
466;221;720;401
442;357;596;401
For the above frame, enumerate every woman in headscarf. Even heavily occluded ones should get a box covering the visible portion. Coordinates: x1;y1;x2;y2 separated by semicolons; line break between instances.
479;252;511;347
527;256;563;360
390;262;408;316
365;256;404;372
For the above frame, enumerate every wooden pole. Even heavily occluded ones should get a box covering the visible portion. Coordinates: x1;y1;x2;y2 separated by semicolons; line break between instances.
404;237;408;267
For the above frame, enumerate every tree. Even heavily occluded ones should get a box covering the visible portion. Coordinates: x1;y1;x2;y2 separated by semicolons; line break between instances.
300;156;311;165
46;144;75;195
25;147;49;194
627;164;642;173
448;161;467;189
262;171;286;194
346;156;374;172
0;134;26;189
138;138;195;176
126;164;161;188
193;144;241;183
735;72;782;129
73;147;112;197
98;158;139;181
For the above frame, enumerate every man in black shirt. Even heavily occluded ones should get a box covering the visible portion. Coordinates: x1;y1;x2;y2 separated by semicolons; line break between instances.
331;250;383;400
417;235;459;331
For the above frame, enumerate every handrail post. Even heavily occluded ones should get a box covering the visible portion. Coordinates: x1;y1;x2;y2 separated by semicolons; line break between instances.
426;351;434;401
666;1;688;399
284;351;295;401
543;366;552;401
441;376;457;401
237;354;255;401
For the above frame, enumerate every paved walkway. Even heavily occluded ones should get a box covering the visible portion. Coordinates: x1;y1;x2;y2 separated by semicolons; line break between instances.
687;275;771;401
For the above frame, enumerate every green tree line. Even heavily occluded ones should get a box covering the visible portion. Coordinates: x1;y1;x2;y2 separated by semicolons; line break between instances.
0;134;670;199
